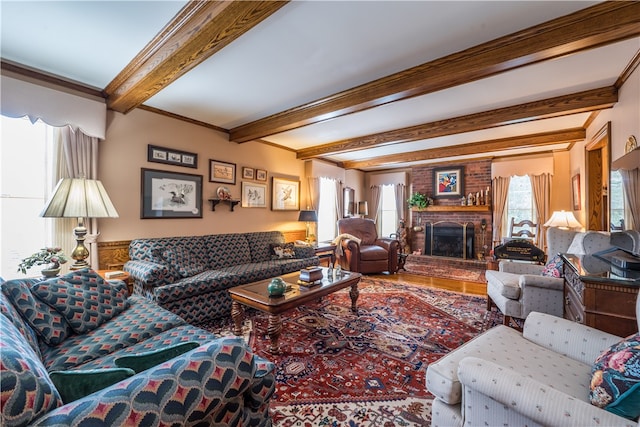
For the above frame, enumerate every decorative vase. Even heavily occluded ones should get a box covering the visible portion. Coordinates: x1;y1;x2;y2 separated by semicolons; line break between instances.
41;265;61;278
267;277;286;297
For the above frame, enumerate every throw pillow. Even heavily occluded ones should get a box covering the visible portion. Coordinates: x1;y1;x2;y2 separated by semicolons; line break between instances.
49;368;135;404
2;279;73;346
269;242;296;259
31;270;129;334
0;314;63;425
115;342;199;373
161;247;207;277
541;254;563;278
590;333;640;420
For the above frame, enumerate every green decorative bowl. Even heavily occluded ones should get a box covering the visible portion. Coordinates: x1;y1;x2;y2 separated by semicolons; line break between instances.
267;277;286;297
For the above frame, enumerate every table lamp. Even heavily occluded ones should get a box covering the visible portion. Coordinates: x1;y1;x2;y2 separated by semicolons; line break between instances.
298;210;317;243
543;210;582;230
40;178;119;270
358;201;368;218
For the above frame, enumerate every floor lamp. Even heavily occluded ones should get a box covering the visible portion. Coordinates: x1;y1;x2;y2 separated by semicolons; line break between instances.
40;178;119;270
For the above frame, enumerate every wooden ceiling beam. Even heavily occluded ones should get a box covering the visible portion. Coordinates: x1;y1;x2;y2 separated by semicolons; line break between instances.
341;128;586;170
230;2;639;143
296;86;617;159
104;1;288;113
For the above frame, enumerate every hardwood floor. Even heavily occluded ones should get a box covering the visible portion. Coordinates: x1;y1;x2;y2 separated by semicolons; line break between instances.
368;271;487;296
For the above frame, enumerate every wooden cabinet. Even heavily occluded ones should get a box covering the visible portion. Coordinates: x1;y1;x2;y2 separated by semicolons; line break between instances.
562;254;638;337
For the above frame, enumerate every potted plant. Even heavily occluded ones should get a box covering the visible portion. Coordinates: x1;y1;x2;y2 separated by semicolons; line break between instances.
18;247;69;277
407;192;433;209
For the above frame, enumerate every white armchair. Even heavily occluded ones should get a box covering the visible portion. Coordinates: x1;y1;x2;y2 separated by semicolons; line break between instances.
426;296;640;427
486;228;613;327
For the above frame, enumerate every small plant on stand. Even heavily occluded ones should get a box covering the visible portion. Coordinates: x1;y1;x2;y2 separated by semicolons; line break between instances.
18;247;69;276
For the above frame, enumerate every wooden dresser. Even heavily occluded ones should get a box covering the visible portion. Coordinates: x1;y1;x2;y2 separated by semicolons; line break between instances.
561;254;639;337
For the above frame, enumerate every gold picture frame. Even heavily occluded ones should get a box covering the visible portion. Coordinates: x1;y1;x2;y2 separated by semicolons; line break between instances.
271;177;300;211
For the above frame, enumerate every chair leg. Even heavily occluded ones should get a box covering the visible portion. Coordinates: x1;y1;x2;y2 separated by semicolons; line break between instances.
486;296;493;311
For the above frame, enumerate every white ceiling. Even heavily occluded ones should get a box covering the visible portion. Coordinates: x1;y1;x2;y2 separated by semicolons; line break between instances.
1;1;638;171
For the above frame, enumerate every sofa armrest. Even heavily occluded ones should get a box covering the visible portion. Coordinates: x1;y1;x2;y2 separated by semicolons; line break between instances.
457;357;634;427
523;312;623;365
518;274;564;291
374;237;399;251
33;337;276;426
124;260;175;288
499;261;544;275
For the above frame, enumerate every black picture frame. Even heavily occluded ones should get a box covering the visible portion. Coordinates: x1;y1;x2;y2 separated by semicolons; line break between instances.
141;168;203;219
209;159;236;184
147;144;197;169
433;167;464;198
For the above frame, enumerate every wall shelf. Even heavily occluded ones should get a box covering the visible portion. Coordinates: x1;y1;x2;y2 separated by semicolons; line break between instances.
411;205;490;212
208;198;240;212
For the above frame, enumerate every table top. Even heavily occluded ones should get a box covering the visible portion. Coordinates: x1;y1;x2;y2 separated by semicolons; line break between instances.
229;267;361;313
561;253;640;286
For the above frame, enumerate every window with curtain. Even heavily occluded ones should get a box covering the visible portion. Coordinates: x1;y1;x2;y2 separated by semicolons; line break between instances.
317;177;338;242
610;170;625;229
505;175;537;236
378;184;397;237
0;115;55;279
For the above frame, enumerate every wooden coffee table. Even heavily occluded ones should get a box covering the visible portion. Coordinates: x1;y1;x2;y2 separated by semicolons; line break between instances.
228;267;362;354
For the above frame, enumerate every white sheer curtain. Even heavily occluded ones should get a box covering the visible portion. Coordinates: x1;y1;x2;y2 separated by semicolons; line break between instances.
57;126;101;268
620;168;640;231
530;173;551;250
492;176;511;246
370;185;382;222
394;183;407;223
306;177;320;211
334;179;343;229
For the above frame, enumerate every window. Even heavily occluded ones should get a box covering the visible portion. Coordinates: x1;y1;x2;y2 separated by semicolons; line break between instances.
0;116;55;279
317;177;337;243
505;175;537;235
378;184;397;237
610;170;624;229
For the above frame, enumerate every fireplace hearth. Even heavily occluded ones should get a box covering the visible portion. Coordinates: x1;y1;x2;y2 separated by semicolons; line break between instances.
424;221;474;259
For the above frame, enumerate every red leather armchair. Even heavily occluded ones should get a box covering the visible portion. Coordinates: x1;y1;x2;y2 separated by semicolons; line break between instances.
336;218;399;274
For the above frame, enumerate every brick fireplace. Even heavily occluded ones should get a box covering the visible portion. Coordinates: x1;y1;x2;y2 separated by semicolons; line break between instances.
409;159;493;272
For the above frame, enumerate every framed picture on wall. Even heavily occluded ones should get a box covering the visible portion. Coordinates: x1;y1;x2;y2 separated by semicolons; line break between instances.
147;144;198;169
434;167;464;198
572;174;581;210
271;177;300;211
256;169;267;181
241;182;267;208
209;159;236;184
242;167;255;180
141;168;203;219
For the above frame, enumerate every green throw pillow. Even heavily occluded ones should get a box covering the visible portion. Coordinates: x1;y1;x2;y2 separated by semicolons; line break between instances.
115;342;200;373
50;368;135;403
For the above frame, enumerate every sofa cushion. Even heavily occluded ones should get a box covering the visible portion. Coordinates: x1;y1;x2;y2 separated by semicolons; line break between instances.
0;284;42;355
2;278;73;346
484;270;521;299
50;367;135;404
161;246;207;277
542;254;563;278
269;242;295;259
0;314;63;425
590;333;640;420
32;270;129;334
245;231;285;263
359;245;389;261
204;233;253;269
115;341;199;373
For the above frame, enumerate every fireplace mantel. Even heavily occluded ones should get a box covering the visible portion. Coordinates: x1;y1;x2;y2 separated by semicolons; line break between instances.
411;206;490;212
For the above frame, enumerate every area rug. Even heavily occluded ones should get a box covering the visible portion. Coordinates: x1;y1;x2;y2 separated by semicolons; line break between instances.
404;256;486;283
197;277;502;426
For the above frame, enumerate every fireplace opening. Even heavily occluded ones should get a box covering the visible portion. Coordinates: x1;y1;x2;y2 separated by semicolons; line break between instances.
425;221;474;259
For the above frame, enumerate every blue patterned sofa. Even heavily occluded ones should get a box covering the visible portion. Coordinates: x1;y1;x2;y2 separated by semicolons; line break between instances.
124;231;319;323
0;269;275;426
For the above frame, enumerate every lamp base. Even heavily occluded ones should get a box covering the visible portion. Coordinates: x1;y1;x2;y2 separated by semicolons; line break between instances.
70;221;90;270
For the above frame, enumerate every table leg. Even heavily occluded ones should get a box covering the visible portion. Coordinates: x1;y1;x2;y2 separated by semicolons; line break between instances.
232;301;244;336
349;283;359;312
267;313;282;354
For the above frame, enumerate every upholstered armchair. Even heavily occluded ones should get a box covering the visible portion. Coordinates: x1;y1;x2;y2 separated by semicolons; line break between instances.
336;218;399;274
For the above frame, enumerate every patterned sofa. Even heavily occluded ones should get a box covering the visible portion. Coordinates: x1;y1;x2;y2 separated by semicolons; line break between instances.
0;269;276;426
124;231;319;323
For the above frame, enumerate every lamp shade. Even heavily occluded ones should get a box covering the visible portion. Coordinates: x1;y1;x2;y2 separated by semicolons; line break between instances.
543;210;582;229
298;210;317;222
358;201;368;216
40;178;119;219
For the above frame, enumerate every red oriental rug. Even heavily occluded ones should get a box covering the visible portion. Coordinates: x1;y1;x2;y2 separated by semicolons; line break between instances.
197;277;502;426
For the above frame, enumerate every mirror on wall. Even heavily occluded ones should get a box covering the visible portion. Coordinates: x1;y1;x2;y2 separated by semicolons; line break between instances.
343;187;355;217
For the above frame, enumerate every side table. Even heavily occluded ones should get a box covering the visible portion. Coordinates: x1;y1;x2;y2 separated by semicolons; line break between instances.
97;270;133;296
313;243;337;267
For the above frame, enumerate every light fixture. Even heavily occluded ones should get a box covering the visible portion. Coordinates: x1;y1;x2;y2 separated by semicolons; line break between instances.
40;178;119;270
298;210;317;244
543;210;582;230
357;201;368;218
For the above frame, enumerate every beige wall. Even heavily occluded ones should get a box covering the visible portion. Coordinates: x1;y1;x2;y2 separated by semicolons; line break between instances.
98;109;308;241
